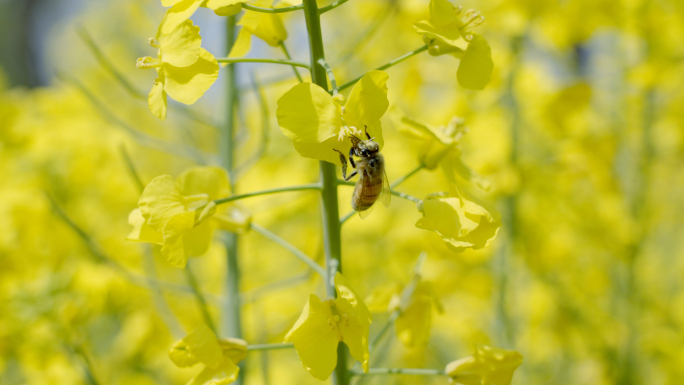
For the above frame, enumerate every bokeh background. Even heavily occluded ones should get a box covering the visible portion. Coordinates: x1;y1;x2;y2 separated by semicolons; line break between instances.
1;0;684;384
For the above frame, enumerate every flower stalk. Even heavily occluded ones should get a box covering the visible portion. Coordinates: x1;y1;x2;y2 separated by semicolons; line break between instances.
216;57;311;70
302;0;349;383
221;14;244;385
337;45;428;92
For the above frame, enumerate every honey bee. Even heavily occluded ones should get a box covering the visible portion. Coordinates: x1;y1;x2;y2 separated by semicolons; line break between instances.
334;127;391;219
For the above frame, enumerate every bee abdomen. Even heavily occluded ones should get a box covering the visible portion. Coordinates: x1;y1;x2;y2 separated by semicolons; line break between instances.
352;179;382;211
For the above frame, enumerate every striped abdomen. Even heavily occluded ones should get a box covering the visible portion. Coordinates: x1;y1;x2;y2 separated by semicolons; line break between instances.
352;155;384;211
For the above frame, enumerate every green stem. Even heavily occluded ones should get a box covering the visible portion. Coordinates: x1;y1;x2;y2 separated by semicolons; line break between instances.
185;264;218;334
390;164;424;189
302;0;349;383
250;223;326;277
337;45;428;92
222;16;244;384
350;368;446;376
247;343;295;351
318;0;350;14
241;271;311;304
317;58;339;96
242;3;303;13
214;183;321;205
217;57;311;70
280;42;304;83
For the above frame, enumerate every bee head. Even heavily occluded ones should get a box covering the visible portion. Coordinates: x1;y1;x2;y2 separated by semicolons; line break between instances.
359;139;379;154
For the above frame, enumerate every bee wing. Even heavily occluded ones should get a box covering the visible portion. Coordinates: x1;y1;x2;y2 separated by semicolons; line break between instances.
380;170;391;207
358;204;374;219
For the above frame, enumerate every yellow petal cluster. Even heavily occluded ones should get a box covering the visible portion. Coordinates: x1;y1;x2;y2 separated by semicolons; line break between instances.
276;71;389;164
284;273;372;380
445;345;523;385
228;0;291;58
137;12;219;120
393;111;491;191
127;166;250;268
416;184;501;252
365;281;443;348
161;0;247;35
413;0;493;90
169;325;248;385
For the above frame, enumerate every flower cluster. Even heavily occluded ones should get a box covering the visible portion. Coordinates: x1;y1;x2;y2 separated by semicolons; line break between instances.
414;0;493;90
136;12;219;120
127;166;250;268
276;71;389;164
417;184;502;253
285;273;373;380
169;325;248;385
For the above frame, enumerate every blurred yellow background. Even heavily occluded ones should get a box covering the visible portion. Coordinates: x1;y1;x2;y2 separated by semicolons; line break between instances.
1;0;683;384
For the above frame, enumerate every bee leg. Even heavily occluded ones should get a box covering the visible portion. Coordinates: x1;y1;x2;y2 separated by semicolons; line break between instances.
333;149;357;181
348;147;356;169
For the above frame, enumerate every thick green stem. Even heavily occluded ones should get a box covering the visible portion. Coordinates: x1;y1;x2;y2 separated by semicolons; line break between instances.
337;45;428;92
302;1;349;383
217;57;311;70
221;15;244;385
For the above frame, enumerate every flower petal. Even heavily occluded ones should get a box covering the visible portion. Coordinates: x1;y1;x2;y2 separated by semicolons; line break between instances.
228;28;252;58
188;358;240;385
276;83;343;164
395;296;432;348
159;19;201;67
139;175;186;232
126;208;163;244
456;34;493;90
177;166;232;200
178;325;224;370
238;0;287;47
284;294;339;381
335;296;370;372
162;0;202;35
148;76;168;120
160;211;195;268
343;70;390;150
335;273;372;327
164;48;219;105
429;0;459;27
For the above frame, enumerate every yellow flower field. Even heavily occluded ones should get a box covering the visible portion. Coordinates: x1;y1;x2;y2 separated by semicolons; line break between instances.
1;0;683;384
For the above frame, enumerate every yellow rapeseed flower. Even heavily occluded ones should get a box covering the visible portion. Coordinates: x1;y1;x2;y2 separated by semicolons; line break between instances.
393;111;491;191
445;345;523;385
413;0;493;90
276;71;389;164
160;0;248;35
169;325;248;385
137;14;219;120
228;0;291;58
127;166;250;268
365;281;443;348
284;273;372;380
416;184;501;252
